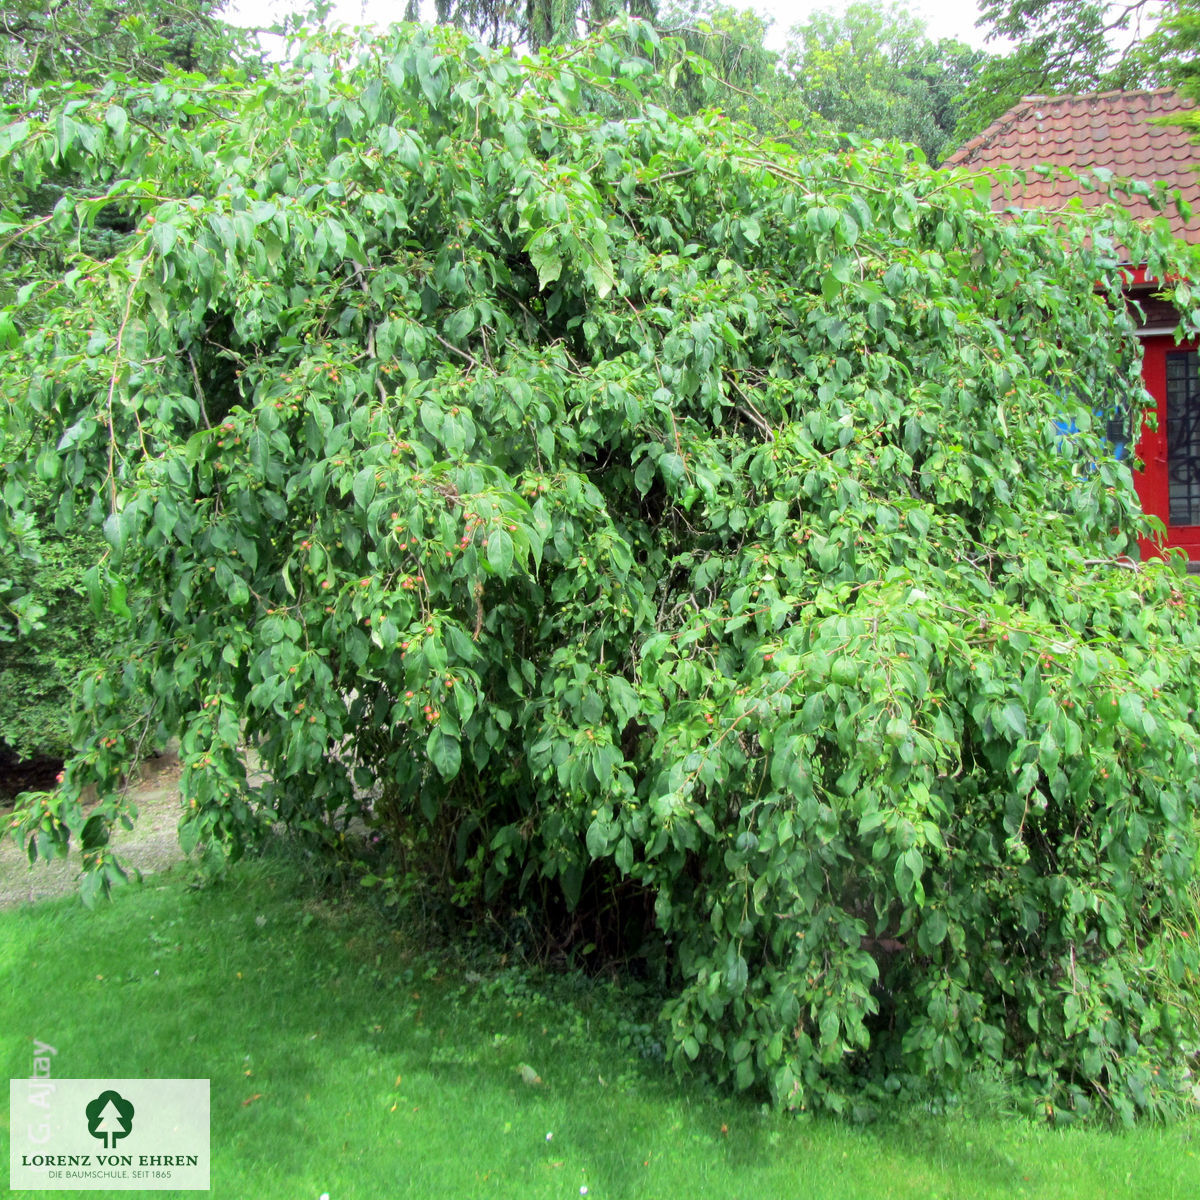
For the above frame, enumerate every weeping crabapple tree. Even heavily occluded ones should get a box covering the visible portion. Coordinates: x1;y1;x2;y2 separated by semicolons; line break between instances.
2;18;1200;1120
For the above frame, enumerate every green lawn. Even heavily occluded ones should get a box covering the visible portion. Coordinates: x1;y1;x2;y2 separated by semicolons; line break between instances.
2;855;1198;1199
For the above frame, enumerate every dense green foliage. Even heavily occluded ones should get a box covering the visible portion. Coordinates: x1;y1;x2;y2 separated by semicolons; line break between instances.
3;17;1200;1119
0;1;259;763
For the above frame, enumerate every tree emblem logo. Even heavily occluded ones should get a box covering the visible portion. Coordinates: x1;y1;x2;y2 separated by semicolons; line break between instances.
85;1090;135;1149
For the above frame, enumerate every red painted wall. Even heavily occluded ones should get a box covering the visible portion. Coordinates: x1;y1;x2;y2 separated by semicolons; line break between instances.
1135;333;1200;561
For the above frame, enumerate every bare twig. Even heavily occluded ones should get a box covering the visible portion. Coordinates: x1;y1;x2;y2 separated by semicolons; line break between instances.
434;331;479;368
103;258;148;511
186;348;211;428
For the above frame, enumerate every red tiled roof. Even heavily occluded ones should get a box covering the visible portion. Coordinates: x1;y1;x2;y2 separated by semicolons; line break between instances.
943;89;1200;243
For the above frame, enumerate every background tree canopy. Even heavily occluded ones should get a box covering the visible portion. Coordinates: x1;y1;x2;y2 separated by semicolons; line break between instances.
2;14;1200;1120
659;1;986;162
395;0;657;48
961;0;1200;138
0;0;253;102
778;3;986;163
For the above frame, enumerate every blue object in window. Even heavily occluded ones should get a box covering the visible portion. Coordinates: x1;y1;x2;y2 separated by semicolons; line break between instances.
1054;417;1080;451
1055;410;1129;461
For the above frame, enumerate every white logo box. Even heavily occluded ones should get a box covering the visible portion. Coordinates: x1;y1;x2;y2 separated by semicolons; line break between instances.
10;1079;209;1192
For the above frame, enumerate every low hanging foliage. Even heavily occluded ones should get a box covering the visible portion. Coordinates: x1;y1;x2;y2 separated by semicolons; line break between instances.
3;17;1200;1120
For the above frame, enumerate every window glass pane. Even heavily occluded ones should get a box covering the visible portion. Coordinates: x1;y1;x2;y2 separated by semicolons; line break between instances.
1167;350;1200;526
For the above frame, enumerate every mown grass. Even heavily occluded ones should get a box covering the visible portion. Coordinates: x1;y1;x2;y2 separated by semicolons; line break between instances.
2;852;1199;1199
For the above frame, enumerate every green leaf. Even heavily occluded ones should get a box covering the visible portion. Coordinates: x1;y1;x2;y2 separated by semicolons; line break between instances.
993;701;1027;740
107;576;130;619
821;270;844;304
103;512;128;559
104;105;128;138
486;528;514;576
585;812;614;858
179;820;201;856
585;230;615;298
352;468;376;510
659;453;686;486
918;908;948;951
528;232;563;290
152;220;178;256
79;869;103;910
907;509;931;538
1117;691;1144;734
614;835;633;875
807;206;840;234
427;727;461;780
0;119;29;155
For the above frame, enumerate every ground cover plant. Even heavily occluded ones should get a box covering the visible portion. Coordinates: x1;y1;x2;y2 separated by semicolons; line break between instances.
2;16;1200;1119
2;856;1200;1199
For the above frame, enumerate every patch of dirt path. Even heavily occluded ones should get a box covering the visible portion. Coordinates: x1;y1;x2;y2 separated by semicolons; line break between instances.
0;754;190;908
